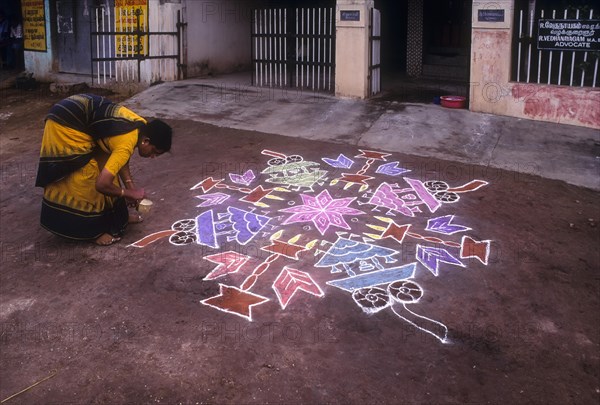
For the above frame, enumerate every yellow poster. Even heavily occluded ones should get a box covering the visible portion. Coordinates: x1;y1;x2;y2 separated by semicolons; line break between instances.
21;0;47;52
115;0;148;57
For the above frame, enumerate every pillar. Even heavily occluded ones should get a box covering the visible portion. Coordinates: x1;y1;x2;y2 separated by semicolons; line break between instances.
335;0;374;99
406;0;424;77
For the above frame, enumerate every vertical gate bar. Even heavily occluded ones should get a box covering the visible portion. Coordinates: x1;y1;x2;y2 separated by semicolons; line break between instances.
569;9;579;86
328;7;332;91
318;8;321;91
312;8;316;91
123;8;129;81
251;9;254;86
136;10;141;82
517;10;522;82
308;8;312;89
526;6;533;83
300;9;306;88
263;9;267;86
296;8;299;87
96;8;101;84
257;10;261;86
284;8;287;87
537;9;543;83
300;8;303;88
279;9;282;86
177;10;181;80
308;8;312;90
91;8;94;85
274;9;277;86
580;9;592;86
593;56;598;87
108;7;112;80
581;9;593;86
263;9;266;86
269;9;272;86
271;8;275;86
101;9;106;84
265;9;268;86
558;9;567;85
548;9;555;84
259;10;263;86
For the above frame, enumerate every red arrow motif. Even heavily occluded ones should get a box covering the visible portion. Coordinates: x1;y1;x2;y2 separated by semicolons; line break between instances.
203;251;252;280
340;173;374;185
128;230;177;248
447;180;489;193
382;222;412;244
355;150;391;161
240;185;273;204
272;267;324;309
190;177;224;192
262;240;307;260
200;284;269;321
460;236;491;265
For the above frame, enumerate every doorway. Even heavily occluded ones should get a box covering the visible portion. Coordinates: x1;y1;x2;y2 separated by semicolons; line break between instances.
52;0;92;74
373;0;471;102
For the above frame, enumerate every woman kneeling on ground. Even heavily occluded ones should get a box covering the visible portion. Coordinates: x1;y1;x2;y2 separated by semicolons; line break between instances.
35;93;172;246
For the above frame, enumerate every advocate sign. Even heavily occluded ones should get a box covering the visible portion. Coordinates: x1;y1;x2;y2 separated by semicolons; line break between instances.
538;19;600;51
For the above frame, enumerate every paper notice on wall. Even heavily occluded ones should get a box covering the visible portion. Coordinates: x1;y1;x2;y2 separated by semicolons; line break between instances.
115;0;149;57
21;0;47;52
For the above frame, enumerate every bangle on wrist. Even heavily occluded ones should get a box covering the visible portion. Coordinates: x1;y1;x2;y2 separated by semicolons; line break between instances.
125;179;133;183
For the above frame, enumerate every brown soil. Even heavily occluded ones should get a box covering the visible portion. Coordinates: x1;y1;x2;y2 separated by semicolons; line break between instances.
0;85;599;404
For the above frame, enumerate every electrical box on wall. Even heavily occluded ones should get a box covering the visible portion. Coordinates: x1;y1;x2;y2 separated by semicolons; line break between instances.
472;0;512;29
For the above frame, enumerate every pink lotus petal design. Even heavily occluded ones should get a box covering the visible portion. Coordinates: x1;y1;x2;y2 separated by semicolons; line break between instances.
280;189;365;235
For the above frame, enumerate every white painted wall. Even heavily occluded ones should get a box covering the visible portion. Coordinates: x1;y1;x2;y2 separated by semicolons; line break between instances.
183;0;267;77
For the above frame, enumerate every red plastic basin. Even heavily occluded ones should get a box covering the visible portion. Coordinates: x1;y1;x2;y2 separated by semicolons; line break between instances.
440;95;466;109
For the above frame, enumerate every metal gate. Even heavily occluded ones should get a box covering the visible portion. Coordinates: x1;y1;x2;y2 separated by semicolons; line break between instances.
251;7;335;92
90;6;184;85
369;8;381;96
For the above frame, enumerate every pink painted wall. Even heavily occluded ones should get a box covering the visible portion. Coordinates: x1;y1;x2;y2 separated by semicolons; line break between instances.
470;20;600;129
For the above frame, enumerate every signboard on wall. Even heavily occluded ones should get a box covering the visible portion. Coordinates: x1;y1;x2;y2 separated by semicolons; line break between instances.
340;10;360;22
21;0;47;52
538;19;600;51
477;9;505;22
115;0;149;57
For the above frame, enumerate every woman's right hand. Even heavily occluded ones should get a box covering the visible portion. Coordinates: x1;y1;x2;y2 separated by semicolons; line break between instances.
126;187;145;202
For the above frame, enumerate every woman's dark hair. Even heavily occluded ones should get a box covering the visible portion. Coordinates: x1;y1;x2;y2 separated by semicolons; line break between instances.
141;119;172;152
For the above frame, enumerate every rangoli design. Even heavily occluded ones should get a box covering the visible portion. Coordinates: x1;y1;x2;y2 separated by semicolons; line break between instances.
130;147;494;344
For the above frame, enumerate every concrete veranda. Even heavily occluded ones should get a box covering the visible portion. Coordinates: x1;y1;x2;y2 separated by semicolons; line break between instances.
126;72;600;191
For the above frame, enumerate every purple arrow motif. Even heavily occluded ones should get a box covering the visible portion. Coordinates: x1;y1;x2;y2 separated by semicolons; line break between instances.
416;245;465;276
322;154;354;169
426;215;472;235
376;162;411;176
229;170;256;186
195;192;230;207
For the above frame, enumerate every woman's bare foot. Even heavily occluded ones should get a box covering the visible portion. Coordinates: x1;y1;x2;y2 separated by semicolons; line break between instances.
129;213;144;224
95;233;120;246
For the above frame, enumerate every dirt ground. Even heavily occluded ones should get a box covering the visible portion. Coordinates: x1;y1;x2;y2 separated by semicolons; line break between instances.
0;84;599;405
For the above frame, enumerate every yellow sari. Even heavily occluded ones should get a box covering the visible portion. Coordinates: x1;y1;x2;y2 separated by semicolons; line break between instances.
36;95;145;240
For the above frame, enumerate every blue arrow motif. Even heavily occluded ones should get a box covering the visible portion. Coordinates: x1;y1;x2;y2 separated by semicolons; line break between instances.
195;192;230;207
322;154;354;169
229;170;256;186
416;245;465;276
426;215;472;235
376;162;411;176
